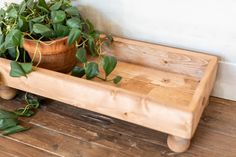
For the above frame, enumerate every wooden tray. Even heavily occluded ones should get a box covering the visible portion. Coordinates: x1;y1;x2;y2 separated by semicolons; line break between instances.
0;37;218;153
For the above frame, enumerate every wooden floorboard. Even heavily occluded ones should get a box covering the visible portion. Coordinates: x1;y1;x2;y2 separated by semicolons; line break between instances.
0;95;235;157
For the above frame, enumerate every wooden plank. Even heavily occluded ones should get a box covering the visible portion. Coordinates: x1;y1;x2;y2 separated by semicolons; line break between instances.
9;125;130;157
45;98;236;157
0;97;235;157
0;136;60;157
200;97;236;138
104;37;213;78
190;57;218;137
0;58;194;139
95;61;200;107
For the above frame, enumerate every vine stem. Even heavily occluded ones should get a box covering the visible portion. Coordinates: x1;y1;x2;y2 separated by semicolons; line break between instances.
96;76;106;81
15;46;20;61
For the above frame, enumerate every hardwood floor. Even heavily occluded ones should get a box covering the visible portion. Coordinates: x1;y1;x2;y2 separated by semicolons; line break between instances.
0;96;235;157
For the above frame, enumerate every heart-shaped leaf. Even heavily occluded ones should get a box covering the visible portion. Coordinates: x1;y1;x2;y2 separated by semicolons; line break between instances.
65;6;80;16
10;61;32;77
5;29;23;49
53;24;70;38
76;48;87;63
71;66;85;78
33;24;51;35
20;63;33;74
85;62;99;80
10;61;26;77
51;10;66;23
68;28;81;45
50;0;62;11
102;55;117;77
7;8;17;18
66;17;81;28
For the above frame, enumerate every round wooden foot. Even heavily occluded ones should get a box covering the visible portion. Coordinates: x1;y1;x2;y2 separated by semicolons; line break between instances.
0;86;17;100
167;135;190;153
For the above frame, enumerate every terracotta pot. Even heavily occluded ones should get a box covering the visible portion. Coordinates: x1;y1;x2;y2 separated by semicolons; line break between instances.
23;36;77;73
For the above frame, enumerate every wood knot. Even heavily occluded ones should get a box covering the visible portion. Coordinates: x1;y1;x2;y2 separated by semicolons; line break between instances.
161;78;170;83
163;60;168;64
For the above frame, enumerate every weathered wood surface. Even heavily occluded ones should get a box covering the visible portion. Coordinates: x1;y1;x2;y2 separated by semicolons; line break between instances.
0;37;218;141
0;96;235;157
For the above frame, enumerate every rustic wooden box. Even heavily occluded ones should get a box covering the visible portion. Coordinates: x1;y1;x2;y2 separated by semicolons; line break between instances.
0;37;218;152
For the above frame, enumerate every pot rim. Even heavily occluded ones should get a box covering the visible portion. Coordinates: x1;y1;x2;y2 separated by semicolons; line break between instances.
24;36;69;44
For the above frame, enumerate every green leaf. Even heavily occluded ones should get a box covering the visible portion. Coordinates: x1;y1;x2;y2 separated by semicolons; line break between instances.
65;6;80;16
50;0;62;11
33;24;51;35
51;10;66;23
53;24;70;38
71;66;85;78
29;21;34;33
18;17;24;29
0;44;6;54
102;55;117;77
66;17;81;29
10;61;26;77
19;1;27;15
31;15;45;23
20;63;33;74
0;9;5;21
85;19;94;33
0;34;5;45
37;5;49;13
113;76;122;84
76;48;87;63
18;16;28;31
88;37;97;56
5;29;23;49
7;8;18;18
0;110;18;119
68;28;81;46
0;119;18;130
85;62;99;80
38;0;49;10
2;125;29;136
7;47;17;60
26;0;34;10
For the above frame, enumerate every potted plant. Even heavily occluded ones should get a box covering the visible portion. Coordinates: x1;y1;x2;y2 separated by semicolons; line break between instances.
0;0;122;83
0;0;122;135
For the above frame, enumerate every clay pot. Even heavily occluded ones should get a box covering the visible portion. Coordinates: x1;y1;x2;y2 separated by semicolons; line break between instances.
23;37;77;73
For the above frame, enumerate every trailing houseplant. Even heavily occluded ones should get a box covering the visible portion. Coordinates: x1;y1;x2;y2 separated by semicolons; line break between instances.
0;0;122;84
0;0;122;135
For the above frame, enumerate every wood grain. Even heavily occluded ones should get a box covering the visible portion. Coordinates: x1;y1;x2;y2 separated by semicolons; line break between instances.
0;36;218;142
0;96;235;157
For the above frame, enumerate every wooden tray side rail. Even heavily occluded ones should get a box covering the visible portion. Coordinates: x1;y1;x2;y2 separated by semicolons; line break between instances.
0;37;218;153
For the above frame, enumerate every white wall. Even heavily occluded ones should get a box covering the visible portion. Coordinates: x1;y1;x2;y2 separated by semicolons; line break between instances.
76;0;236;101
1;0;236;100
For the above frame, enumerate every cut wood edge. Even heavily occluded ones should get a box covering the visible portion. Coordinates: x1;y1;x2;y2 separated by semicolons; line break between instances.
189;56;219;137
